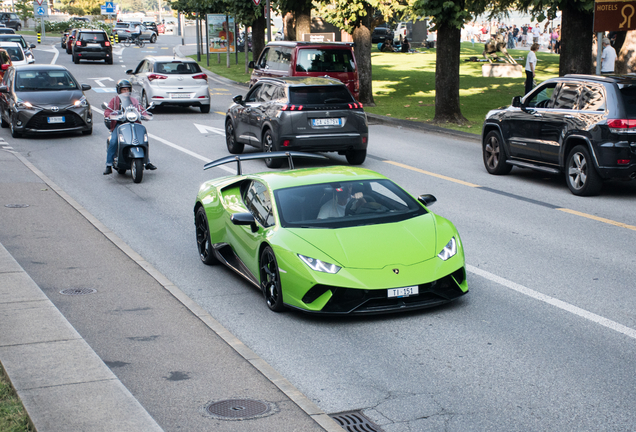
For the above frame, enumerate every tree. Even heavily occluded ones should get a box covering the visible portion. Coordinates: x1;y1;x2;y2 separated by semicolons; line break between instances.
15;0;34;27
314;0;410;105
275;0;312;41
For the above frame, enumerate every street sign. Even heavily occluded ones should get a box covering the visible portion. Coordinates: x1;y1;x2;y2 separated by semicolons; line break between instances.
252;0;261;5
101;2;115;15
33;1;48;16
35;0;43;5
594;0;636;32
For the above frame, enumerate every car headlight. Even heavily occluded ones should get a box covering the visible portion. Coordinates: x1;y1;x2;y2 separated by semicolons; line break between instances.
298;254;341;274
437;237;457;261
15;98;33;109
74;96;87;107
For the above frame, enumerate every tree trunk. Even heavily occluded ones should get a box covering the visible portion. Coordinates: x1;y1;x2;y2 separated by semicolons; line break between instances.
284;12;295;41
351;4;374;105
294;7;311;41
559;0;594;76
252;13;266;65
617;31;636;74
434;23;466;124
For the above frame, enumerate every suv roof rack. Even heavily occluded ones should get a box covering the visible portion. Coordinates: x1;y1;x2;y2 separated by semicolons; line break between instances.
203;151;328;175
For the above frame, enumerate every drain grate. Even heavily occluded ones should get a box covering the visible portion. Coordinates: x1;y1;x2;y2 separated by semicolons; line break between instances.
60;288;97;296
330;411;383;432
204;399;275;420
5;204;29;208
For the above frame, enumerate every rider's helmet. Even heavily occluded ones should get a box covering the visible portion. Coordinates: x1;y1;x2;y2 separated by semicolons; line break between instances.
116;79;132;94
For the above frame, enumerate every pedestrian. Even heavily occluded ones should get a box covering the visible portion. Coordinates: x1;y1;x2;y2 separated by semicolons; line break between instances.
532;23;541;44
521;24;528;47
601;37;617;74
525;43;539;95
554;24;561;54
512;24;519;47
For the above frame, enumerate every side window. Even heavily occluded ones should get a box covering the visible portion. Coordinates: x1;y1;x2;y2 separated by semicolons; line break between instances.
258;47;270;69
245;84;262;103
243;181;274;227
526;82;557;108
274;85;286;101
134;60;145;74
578;84;606;111
258;84;276;102
553;83;579;110
280;48;292;71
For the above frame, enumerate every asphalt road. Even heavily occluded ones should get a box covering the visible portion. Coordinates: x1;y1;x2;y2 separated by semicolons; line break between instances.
3;33;636;431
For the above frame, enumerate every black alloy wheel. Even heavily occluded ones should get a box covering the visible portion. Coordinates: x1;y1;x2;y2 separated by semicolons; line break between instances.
263;130;283;168
226;120;244;154
260;246;284;312
195;207;218;265
566;145;602;196
483;130;512;175
346;149;366;165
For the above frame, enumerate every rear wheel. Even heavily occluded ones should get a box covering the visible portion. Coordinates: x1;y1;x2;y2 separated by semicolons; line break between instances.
117;168;127;175
131;158;143;183
200;104;210;113
141;92;149;109
263;130;283;168
260;246;284;312
346;149;366;165
483;130;512;175
16;24;20;32
566;145;602;196
226;120;243;154
195;207;218;265
1;112;8;128
106;57;113;65
150;34;157;43
73;55;79;64
123;38;132;47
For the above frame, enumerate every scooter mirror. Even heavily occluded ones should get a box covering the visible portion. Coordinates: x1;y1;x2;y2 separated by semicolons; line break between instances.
147;102;155;110
101;102;109;109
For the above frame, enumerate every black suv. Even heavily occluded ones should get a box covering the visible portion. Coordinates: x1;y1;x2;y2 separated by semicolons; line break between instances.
482;74;636;196
0;13;20;31
225;76;368;167
72;30;113;64
372;26;393;44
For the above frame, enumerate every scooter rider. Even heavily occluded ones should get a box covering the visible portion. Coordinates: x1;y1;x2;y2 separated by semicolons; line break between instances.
103;79;157;175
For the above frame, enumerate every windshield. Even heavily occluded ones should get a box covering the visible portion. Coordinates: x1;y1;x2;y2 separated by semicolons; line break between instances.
290;85;354;105
155;61;201;74
2;46;22;61
80;32;106;42
15;70;78;91
274;179;427;229
295;48;355;73
0;36;26;48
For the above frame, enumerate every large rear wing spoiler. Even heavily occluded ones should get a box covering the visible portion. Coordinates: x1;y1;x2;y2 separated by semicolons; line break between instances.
203;151;328;175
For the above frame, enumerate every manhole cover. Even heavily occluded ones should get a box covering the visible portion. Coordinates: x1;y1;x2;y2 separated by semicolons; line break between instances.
204;399;275;420
5;204;29;208
330;411;383;432
60;288;97;296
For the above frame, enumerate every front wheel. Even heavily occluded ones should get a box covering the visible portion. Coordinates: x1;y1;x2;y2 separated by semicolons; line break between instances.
263;130;283;168
1;112;8;128
123;38;132;47
131;158;144;183
10;118;21;138
16;25;20;32
150;34;157;43
195;207;218;265
566;145;602;196
483;130;512;175
346;149;366;165
141;92;148;109
226;120;244;154
260;246;284;312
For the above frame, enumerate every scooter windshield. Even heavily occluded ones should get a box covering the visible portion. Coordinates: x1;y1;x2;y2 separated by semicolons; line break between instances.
118;93;133;108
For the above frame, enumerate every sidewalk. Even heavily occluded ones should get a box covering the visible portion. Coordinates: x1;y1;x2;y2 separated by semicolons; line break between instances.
0;144;341;430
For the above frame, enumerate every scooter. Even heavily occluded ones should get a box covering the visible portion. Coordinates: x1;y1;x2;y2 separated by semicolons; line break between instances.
102;95;153;183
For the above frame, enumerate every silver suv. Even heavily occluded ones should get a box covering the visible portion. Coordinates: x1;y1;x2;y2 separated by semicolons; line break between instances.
113;22;157;43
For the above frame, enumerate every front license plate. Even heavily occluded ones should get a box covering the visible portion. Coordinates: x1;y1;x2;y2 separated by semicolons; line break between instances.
170;93;191;99
47;116;65;124
387;286;419;298
312;118;341;126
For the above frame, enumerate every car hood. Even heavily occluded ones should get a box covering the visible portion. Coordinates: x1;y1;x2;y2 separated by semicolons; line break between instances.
289;215;437;269
17;90;84;107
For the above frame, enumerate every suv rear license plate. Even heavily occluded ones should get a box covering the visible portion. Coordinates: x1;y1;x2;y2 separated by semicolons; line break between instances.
312;118;341;127
47;116;65;124
387;286;418;298
170;93;191;99
87;43;100;47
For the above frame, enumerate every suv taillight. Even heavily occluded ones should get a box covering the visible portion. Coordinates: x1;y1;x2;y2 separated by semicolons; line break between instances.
281;105;303;111
608;119;636;132
348;102;363;109
104;40;111;47
76;40;82;46
192;73;207;81
148;73;167;81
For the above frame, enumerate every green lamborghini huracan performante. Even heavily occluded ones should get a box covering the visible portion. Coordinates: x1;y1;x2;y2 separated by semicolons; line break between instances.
194;152;468;314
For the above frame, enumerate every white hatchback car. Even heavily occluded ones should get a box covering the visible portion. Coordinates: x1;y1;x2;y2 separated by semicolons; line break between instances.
126;56;210;113
0;41;28;65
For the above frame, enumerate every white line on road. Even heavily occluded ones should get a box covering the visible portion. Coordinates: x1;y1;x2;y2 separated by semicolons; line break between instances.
468;265;636;340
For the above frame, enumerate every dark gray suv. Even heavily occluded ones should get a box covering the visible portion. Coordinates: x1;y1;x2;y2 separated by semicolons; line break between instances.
0;13;21;31
225;77;368;168
482;74;636;196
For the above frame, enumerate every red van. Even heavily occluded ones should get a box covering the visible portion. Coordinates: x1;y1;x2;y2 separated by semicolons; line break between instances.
249;41;360;100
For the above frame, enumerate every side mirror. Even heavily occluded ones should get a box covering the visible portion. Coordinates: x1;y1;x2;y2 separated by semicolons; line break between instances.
125;69;133;75
231;212;258;232
417;194;437;207
0;85;7;93
1;64;8;70
248;60;255;69
511;96;522;108
101;101;109;109
30;44;35;49
81;83;91;91
232;95;244;105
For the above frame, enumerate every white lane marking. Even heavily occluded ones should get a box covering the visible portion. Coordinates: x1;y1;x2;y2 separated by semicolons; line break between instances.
50;45;59;64
91;107;233;174
90;77;114;87
194;123;224;135
468;265;636;340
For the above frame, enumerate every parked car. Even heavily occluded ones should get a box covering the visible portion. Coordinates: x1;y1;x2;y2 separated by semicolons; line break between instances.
194;152;467;314
71;17;90;23
372;26;393;44
65;28;79;54
126;56;210;112
0;13;21;31
249;41;360;101
225;76;368;167
482;74;636;196
0;42;27;66
393;22;411;44
72;29;112;64
0;64;93;137
0;35;35;63
0;28;15;35
113;22;157;43
143;21;158;34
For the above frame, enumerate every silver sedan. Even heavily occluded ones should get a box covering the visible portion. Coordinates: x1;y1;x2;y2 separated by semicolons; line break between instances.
126;56;210;113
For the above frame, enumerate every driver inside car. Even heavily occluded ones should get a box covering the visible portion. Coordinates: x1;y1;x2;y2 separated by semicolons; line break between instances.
317;184;366;219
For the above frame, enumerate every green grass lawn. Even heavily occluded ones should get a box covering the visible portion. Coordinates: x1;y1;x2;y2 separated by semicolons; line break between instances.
0;366;32;432
190;42;560;135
